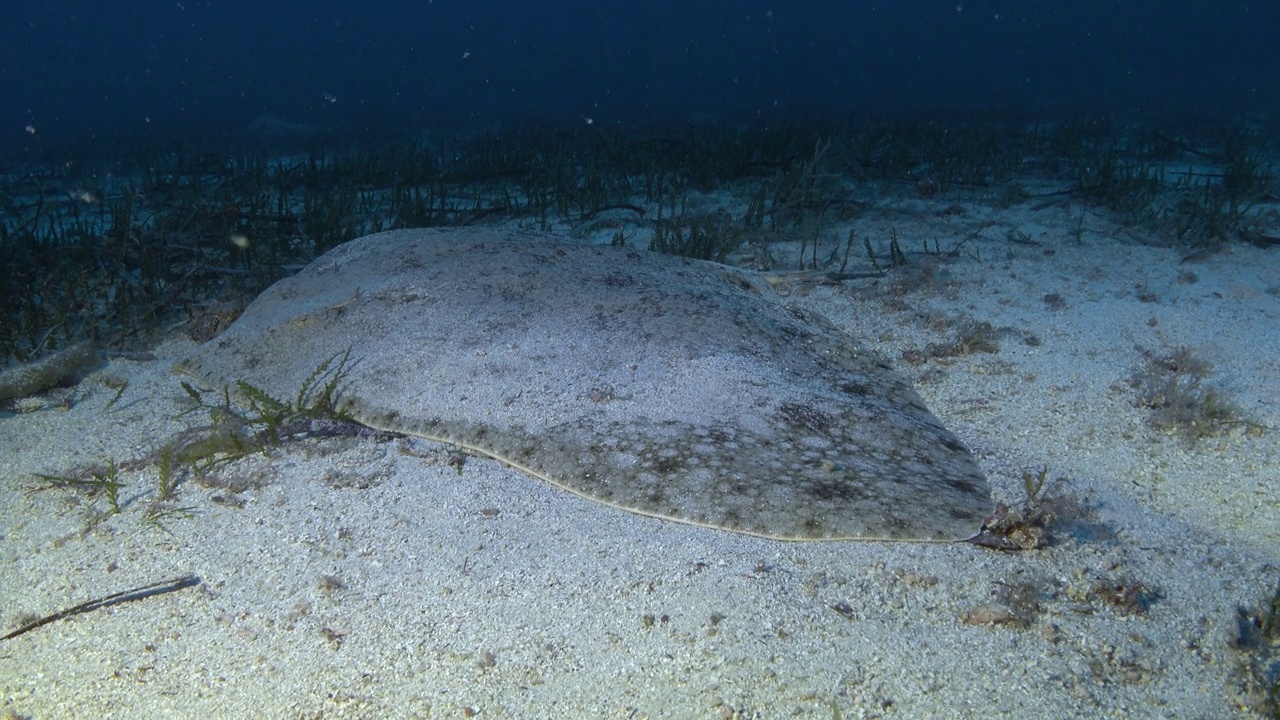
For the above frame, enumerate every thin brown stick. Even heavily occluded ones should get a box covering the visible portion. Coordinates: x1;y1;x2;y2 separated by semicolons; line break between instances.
3;574;201;641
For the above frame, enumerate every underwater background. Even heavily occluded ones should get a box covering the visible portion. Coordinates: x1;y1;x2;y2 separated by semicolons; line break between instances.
2;0;1276;150
3;2;1280;718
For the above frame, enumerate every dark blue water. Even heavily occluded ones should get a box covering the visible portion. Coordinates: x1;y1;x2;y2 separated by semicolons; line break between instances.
2;1;1275;148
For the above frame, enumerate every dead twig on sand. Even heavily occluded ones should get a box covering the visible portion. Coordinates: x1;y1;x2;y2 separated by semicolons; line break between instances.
3;574;201;641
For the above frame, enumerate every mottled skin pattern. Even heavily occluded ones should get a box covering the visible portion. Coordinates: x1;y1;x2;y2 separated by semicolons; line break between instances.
177;228;991;541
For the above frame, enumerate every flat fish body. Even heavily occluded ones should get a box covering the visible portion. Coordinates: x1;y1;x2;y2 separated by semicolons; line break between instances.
176;228;991;541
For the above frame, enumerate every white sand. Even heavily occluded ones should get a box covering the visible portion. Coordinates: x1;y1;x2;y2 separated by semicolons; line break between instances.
1;191;1277;719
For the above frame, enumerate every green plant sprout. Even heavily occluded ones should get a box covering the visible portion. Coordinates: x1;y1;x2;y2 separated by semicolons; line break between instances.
26;350;357;537
1021;465;1051;504
33;459;125;516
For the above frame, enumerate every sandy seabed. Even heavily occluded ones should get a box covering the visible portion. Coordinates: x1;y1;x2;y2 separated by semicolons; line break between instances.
1;190;1278;719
